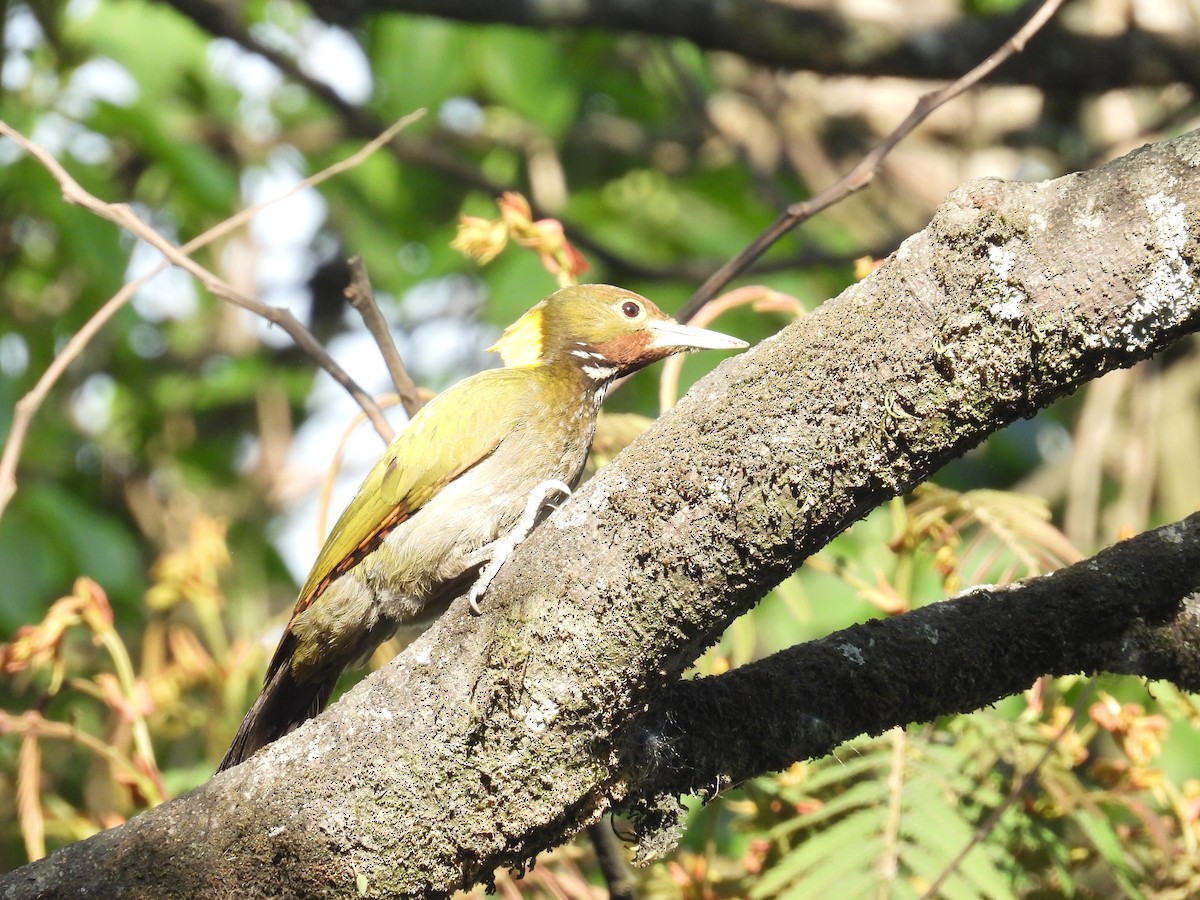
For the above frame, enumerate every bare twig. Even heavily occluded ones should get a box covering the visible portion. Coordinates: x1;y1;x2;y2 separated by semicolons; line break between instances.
586;822;638;900
344;257;422;418
0;288;130;522
0;113;422;520
16;730;44;862
676;0;1066;324
316;394;401;540
877;727;907;896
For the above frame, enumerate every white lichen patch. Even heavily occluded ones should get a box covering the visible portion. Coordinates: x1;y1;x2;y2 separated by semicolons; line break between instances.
356;707;395;732
1028;212;1047;232
257;720;328;772
1074;197;1104;230
839;642;865;665
895;233;921;261
986;242;1027;321
514;672;584;734
1159;520;1186;545
1127;192;1195;350
550;468;627;529
953;583;1000;600
514;695;561;733
705;473;731;504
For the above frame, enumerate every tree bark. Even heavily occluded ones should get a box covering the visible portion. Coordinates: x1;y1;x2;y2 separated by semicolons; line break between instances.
4;129;1199;899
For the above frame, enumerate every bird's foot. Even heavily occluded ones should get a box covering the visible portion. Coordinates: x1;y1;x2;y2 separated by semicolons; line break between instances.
467;478;573;615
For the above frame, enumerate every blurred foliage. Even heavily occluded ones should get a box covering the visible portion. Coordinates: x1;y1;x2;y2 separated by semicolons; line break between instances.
2;0;1200;894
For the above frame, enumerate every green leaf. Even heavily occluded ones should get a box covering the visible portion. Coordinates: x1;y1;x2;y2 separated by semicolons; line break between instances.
367;17;473;113
64;0;211;102
0;484;144;633
473;28;579;137
92;103;239;213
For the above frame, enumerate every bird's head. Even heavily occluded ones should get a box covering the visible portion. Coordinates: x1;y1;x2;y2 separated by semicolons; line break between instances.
489;284;747;380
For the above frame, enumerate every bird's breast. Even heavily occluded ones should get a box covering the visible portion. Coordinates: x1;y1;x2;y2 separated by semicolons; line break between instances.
358;406;596;616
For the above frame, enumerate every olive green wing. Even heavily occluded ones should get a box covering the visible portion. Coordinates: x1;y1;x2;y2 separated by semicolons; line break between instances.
291;370;529;618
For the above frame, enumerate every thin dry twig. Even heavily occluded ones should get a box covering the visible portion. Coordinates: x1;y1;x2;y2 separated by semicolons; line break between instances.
344;256;422;418
0;112;423;521
316;394;400;540
17;728;44;862
585;822;638;900
876;727;908;896
676;0;1066;324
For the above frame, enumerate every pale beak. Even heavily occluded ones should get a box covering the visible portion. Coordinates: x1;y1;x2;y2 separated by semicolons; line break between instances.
647;320;749;352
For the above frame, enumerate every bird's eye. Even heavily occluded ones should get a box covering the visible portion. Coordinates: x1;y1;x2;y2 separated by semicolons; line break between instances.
621;300;642;319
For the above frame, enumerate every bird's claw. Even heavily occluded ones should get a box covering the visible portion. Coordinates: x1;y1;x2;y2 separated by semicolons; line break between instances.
467;479;573;615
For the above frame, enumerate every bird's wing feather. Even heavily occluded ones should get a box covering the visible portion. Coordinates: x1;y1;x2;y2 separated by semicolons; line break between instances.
291;369;532;619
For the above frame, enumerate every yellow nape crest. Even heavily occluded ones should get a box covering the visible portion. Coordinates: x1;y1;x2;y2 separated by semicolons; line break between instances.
488;302;546;367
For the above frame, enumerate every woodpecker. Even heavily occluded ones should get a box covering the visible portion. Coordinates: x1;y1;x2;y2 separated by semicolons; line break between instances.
218;284;747;771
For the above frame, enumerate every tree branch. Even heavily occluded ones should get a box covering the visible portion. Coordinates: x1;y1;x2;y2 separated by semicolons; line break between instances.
5;127;1199;900
344;256;423;418
625;514;1200;799
305;0;1200;93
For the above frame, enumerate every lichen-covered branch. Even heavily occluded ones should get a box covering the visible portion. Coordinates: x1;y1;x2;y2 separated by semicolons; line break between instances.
624;513;1200;799
4;130;1198;900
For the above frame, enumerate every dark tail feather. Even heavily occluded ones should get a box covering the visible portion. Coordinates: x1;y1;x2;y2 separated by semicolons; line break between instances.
217;662;336;772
